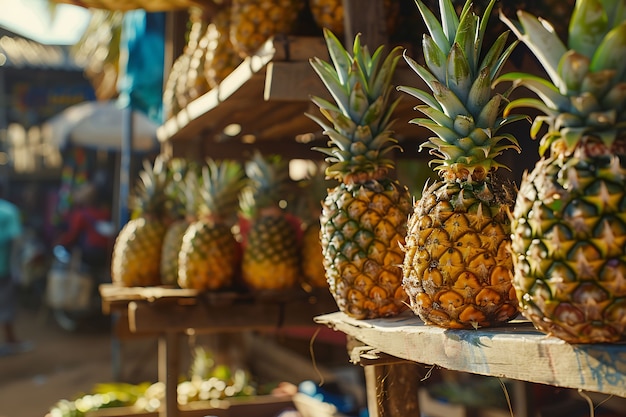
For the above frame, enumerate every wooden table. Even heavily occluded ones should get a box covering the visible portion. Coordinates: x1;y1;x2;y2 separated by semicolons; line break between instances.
314;311;626;417
99;284;337;417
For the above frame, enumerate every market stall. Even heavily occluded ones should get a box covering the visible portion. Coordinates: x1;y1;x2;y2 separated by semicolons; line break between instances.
45;1;626;417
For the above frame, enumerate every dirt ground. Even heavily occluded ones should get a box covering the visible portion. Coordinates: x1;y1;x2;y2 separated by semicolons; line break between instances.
0;294;159;417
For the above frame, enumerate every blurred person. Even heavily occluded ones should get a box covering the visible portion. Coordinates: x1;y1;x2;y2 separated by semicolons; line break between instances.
56;182;113;276
0;183;32;356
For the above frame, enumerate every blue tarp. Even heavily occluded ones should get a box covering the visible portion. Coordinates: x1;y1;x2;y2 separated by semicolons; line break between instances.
117;10;165;124
116;10;165;227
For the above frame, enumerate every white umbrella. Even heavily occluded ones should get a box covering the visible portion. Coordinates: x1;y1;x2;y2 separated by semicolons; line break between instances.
42;100;159;152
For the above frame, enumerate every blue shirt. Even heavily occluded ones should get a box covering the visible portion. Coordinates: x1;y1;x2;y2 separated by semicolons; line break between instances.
0;199;22;277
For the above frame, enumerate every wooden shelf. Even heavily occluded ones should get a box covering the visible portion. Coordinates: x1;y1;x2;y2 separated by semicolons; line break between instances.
156;36;429;161
99;284;339;417
315;311;626;399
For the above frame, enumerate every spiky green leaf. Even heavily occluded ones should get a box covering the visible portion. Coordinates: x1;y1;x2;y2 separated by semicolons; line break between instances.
415;0;451;53
500;9;568;91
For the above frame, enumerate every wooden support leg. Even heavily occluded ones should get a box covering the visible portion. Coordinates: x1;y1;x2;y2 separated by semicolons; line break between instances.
364;362;421;417
512;379;533;417
159;331;180;417
347;337;422;417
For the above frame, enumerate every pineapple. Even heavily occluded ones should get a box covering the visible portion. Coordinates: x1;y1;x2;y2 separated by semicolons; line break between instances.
178;159;246;291
498;0;626;343
308;0;400;38
298;170;333;290
308;29;412;319
300;222;327;289
160;162;198;286
184;7;212;103
163;7;210;115
229;0;304;58
112;156;173;287
398;0;523;329
204;5;243;89
239;152;301;291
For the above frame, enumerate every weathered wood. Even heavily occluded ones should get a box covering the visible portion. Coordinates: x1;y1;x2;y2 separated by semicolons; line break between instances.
315;311;626;398
157;38;275;143
158;34;430;155
159;331;180;417
364;363;422;417
272;36;329;62
120;288;337;334
128;301;284;334
264;61;328;102
100;284;199;314
366;362;421;417
343;0;388;50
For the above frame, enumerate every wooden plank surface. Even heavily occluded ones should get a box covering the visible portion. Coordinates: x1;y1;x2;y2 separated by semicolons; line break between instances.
157;34;431;151
100;284;199;314
117;287;337;334
315;311;626;398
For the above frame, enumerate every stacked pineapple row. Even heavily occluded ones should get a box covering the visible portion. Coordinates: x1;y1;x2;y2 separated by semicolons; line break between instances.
111;152;327;293
307;0;625;344
162;0;403;119
117;0;625;345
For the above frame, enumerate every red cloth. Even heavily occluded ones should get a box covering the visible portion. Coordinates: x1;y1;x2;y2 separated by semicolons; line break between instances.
57;206;111;251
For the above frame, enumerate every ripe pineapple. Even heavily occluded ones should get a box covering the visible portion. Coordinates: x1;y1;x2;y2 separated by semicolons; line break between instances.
160;162;198;286
308;29;412;319
112;156;172;287
298;170;333;290
184;7;212;102
398;0;523;329
204;6;243;89
229;0;304;58
178;159;246;291
498;0;626;343
308;0;400;38
239;152;301;291
163;7;210;116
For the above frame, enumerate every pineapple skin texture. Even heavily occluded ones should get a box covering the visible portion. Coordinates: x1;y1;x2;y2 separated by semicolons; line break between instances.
301;222;328;289
204;6;242;89
308;0;399;37
229;0;303;58
160;219;190;286
321;179;411;319
511;151;626;343
402;179;518;329
111;217;166;287
178;220;240;291
242;214;300;290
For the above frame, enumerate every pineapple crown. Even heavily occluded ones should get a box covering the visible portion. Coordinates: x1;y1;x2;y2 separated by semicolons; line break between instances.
307;28;403;185
398;0;522;181
497;0;626;156
181;165;201;217
164;158;194;220
239;151;290;218
129;155;172;220
295;164;333;222
199;158;246;225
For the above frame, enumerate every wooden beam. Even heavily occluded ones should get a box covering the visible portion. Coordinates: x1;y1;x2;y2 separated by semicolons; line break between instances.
343;0;388;49
315;311;626;398
364;362;421;417
264;61;328;101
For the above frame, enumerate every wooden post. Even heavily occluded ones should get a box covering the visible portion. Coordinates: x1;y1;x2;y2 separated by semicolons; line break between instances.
343;0;388;49
158;331;180;417
364;363;421;417
348;337;421;417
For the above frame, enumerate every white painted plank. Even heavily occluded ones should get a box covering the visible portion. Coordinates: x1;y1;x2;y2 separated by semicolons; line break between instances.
315;311;626;398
